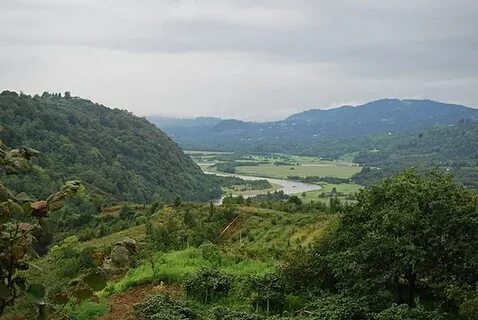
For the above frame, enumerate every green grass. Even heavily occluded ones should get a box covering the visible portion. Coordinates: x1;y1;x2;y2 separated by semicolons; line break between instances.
66;300;109;320
296;183;363;204
100;247;274;297
77;224;147;250
339;151;359;162
220;207;333;257
235;163;361;179
222;182;281;196
191;152;362;179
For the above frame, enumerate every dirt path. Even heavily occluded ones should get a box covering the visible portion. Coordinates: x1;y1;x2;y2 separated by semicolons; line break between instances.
101;282;182;320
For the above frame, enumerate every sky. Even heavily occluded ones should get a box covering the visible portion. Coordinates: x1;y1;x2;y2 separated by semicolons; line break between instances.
1;0;477;121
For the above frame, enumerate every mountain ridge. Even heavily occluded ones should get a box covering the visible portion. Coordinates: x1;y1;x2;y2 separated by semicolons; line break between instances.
0;91;221;203
148;98;478;152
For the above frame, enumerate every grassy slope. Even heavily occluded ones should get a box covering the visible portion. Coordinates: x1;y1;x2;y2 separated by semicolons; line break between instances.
220;206;333;257
14;204;332;319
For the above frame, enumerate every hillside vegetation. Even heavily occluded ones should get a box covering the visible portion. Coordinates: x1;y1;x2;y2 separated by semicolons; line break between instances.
150;98;478;154
0;91;221;202
5;169;476;320
354;122;478;189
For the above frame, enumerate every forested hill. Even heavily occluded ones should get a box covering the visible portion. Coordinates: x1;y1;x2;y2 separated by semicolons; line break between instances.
149;99;478;152
353;122;478;189
0;91;221;202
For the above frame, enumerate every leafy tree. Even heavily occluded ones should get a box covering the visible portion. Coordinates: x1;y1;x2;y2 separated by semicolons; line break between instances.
133;294;199;320
0;143;81;316
244;273;285;314
184;267;232;304
119;204;135;220
283;169;478;316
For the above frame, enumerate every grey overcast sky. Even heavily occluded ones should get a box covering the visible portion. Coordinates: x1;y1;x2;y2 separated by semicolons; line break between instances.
1;0;477;120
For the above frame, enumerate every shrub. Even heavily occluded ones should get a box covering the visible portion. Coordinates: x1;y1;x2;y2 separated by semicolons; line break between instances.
372;304;445;320
183;267;232;304
68;300;108;320
210;306;265;320
133;294;198;320
243;273;285;314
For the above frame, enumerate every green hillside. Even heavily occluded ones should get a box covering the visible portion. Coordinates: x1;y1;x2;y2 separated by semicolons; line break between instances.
0;91;220;202
353;122;478;188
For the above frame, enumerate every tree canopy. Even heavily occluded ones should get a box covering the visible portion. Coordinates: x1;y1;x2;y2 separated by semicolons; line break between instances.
0;91;221;203
282;169;478;318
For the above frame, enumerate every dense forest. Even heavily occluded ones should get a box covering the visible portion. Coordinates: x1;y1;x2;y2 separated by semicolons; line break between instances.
353;123;478;189
0;91;221;203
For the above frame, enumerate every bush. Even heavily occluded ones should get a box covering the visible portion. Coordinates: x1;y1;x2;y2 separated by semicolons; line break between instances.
68;300;108;320
372;304;445;320
183;267;232;304
210;306;265;320
243;273;285;314
133;294;198;320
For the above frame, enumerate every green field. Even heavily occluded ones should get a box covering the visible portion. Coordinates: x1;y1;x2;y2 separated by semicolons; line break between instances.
222;182;282;196
296;183;363;204
235;164;361;179
189;151;362;179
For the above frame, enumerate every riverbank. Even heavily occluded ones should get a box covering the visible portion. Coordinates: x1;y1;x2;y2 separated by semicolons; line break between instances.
205;171;322;204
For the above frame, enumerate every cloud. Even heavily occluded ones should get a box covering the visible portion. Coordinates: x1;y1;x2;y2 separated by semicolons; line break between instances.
0;0;477;120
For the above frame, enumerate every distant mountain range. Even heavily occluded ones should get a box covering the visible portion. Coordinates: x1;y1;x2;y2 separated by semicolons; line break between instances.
148;99;478;152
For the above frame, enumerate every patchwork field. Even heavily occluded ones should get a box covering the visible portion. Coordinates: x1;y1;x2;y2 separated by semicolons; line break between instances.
188;151;362;179
235;163;361;179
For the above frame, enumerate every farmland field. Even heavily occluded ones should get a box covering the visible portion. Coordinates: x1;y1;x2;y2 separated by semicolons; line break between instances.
188;151;362;179
235;163;361;179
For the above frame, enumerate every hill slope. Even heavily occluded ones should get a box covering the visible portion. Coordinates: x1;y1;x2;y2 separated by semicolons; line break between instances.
353;122;478;189
149;99;478;153
0;91;220;202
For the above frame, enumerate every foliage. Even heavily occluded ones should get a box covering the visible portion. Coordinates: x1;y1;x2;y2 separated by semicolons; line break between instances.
302;294;369;320
0;91;221;202
210;306;265;320
184;267;232;303
371;304;445;320
119;204;135;220
282;169;478;317
66;300;108;320
243;273;285;314
133;294;199;320
0;141;79;316
101;247;273;297
353;123;478;189
145;204;236;251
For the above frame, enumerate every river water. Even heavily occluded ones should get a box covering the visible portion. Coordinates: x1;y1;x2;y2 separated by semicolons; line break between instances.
205;171;322;204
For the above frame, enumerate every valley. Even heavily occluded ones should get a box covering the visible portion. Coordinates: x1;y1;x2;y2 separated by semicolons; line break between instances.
1;92;477;320
188;151;362;204
2;2;478;319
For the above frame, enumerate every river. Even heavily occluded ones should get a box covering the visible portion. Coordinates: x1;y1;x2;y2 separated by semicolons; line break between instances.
205;171;322;204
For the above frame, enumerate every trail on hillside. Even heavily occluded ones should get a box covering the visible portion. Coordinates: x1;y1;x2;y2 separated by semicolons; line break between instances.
101;283;181;320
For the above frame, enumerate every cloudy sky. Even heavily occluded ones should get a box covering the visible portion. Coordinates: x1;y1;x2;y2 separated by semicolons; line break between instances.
1;0;477;120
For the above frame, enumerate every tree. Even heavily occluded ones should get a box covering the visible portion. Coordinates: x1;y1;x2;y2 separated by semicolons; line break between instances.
173;196;182;207
244;273;285;314
184;267;231;304
119;204;135;220
283;169;478;316
0;143;83;316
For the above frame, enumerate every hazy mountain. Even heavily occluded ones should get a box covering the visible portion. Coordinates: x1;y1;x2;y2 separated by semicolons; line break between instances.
0;91;221;202
150;99;478;152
